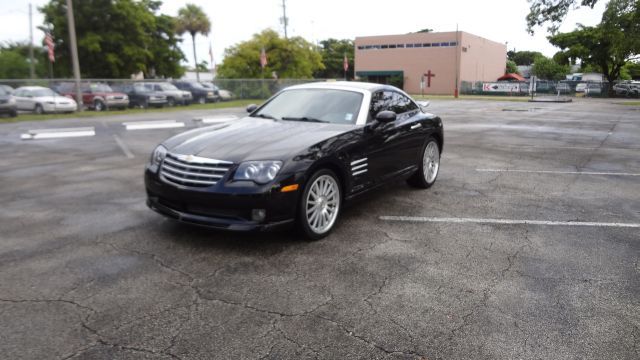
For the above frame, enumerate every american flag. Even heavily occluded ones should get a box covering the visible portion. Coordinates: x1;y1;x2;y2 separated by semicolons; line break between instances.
260;47;267;69
343;53;349;72
45;32;55;62
209;42;215;73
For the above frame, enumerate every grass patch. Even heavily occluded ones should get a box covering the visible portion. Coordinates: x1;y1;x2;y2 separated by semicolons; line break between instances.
616;101;640;106
0;99;263;124
412;94;532;102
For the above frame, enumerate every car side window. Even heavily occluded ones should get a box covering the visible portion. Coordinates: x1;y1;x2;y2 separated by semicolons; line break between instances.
391;92;418;114
369;91;394;121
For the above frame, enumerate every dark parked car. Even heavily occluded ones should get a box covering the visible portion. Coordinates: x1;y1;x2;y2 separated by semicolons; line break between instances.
172;81;218;104
111;83;167;108
0;86;17;117
57;82;129;111
141;82;192;106
613;83;640;98
145;82;444;239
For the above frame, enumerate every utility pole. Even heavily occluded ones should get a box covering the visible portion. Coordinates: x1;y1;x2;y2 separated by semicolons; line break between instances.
280;0;288;39
66;0;83;111
28;3;35;79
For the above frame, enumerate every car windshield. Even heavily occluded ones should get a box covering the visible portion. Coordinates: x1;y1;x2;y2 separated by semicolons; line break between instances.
33;88;58;97
133;83;149;92
90;84;113;92
190;82;206;89
0;88;8;96
254;89;363;125
160;83;178;91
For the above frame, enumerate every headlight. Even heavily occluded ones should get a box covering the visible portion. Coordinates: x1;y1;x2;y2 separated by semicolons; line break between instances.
150;145;167;167
123;95;129;100
106;95;115;100
234;161;282;184
207;92;213;96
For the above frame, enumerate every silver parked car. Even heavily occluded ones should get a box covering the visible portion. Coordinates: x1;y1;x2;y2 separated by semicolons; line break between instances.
13;86;78;114
142;82;193;106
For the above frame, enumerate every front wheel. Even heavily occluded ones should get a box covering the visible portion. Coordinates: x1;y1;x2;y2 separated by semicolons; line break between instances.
298;169;341;240
407;137;440;189
34;104;44;115
94;100;105;112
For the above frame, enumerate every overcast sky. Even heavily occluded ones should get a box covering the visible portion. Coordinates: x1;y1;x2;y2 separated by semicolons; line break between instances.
0;0;607;67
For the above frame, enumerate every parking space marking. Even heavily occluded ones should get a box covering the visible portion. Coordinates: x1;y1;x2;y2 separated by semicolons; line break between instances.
476;168;640;176
20;127;96;140
123;120;185;130
113;134;134;159
379;216;640;228
193;115;238;124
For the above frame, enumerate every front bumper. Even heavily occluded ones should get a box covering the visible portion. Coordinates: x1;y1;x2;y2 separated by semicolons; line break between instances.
0;104;17;113
145;168;300;231
105;99;129;108
43;103;77;112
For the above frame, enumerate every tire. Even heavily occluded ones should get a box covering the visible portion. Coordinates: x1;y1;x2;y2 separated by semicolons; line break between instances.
197;96;206;104
167;97;175;107
407;137;441;189
10;110;17;118
34;104;44;115
94;100;105;112
298;169;342;240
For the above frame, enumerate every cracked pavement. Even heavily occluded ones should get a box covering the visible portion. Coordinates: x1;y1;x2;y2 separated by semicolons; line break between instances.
1;99;639;359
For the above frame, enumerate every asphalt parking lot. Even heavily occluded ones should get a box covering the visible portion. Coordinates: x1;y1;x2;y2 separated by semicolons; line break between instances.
1;99;639;359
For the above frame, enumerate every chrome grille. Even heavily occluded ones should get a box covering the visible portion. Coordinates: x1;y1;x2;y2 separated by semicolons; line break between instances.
160;153;233;187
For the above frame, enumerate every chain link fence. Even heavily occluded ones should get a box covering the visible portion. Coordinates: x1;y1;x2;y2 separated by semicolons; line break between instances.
0;78;326;100
460;80;640;98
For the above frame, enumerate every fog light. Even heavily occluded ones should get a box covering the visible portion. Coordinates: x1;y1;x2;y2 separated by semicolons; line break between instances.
252;209;266;222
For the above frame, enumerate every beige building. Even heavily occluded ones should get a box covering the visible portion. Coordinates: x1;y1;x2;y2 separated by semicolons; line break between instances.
355;31;507;95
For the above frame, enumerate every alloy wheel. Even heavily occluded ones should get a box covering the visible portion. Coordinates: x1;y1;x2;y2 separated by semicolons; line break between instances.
422;141;440;183
305;174;340;235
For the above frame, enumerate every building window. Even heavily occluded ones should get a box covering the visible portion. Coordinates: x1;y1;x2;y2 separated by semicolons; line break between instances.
423;43;431;47
432;43;441;47
389;44;396;48
414;43;422;48
450;42;458;46
406;43;414;48
357;46;364;50
381;44;389;49
396;44;404;48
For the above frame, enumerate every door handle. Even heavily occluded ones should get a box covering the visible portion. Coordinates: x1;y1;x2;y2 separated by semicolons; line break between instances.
410;123;421;130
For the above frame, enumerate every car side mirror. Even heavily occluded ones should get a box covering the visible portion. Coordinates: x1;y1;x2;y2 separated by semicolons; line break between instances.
246;104;258;113
416;100;430;111
375;110;396;123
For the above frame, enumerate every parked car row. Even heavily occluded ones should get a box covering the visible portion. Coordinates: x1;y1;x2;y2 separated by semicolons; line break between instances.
0;81;236;117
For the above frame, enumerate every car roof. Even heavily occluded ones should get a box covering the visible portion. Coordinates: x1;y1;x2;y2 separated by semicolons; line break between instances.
287;81;393;93
16;86;50;91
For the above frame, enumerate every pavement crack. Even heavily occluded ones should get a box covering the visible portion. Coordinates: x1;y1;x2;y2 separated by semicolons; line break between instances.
315;314;427;359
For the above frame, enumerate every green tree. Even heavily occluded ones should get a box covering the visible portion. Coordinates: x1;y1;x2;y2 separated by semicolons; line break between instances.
217;29;323;79
506;60;519;74
314;39;354;79
40;0;184;78
548;0;640;92
527;0;599;33
507;50;545;65
531;56;570;80
176;4;211;82
0;50;30;79
0;42;48;78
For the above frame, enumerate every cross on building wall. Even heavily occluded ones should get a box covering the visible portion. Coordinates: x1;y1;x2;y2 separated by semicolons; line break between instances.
424;70;436;87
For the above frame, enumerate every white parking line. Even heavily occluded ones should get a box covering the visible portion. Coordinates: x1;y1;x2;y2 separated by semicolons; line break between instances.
123;120;185;130
476;168;640;176
379;216;640;228
193;115;238;124
21;127;96;140
113;134;134;159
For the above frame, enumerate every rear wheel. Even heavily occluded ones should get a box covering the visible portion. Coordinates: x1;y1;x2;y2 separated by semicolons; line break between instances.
34;104;44;115
167;97;175;107
10;110;17;117
407;137;440;189
298;169;341;240
197;96;206;104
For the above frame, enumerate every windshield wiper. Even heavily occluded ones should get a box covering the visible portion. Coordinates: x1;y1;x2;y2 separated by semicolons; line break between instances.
252;113;279;120
281;116;328;123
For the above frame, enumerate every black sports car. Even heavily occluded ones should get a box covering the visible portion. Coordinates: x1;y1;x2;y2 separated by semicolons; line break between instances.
145;82;443;239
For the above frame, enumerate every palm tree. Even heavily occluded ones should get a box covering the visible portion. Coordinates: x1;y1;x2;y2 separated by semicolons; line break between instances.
176;4;211;82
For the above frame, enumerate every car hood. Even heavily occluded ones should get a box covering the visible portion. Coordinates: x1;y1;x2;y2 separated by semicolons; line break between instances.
163;117;357;164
